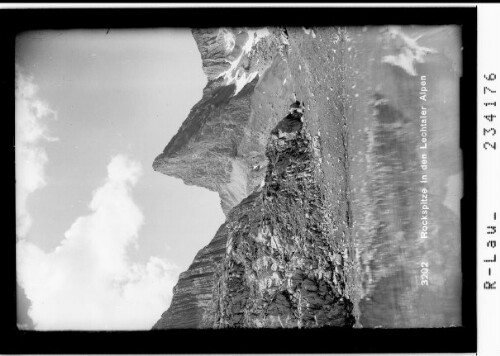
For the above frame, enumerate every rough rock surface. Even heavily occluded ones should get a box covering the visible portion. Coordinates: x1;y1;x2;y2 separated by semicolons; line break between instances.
154;104;355;329
152;222;228;329
153;26;462;329
153;28;286;214
202;115;354;328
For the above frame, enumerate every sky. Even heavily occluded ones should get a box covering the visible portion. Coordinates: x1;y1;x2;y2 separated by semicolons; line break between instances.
15;29;225;330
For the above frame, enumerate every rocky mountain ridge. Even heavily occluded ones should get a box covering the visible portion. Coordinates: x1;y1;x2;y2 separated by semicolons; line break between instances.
153;26;462;329
153;28;287;214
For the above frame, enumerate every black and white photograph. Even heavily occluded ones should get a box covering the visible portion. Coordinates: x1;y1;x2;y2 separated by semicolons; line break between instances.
3;4;488;355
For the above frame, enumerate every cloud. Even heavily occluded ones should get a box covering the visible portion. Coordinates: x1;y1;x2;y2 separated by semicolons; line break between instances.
15;67;58;238
17;155;178;330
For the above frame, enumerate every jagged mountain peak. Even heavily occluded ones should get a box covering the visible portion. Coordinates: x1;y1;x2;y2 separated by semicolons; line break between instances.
153;26;462;329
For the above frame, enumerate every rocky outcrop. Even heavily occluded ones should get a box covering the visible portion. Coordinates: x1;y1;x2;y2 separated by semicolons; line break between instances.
153;26;462;329
203;110;354;328
152;222;228;329
155;104;355;329
153;28;287;214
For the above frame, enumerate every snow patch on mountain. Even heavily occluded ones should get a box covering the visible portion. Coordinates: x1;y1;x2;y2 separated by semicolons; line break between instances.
242;28;270;55
221;29;236;52
381;26;436;76
302;27;317;39
216;28;270;96
234;70;259;96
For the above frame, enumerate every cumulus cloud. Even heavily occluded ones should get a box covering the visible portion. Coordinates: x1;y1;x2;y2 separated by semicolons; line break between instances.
15;67;58;238
17;155;178;330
